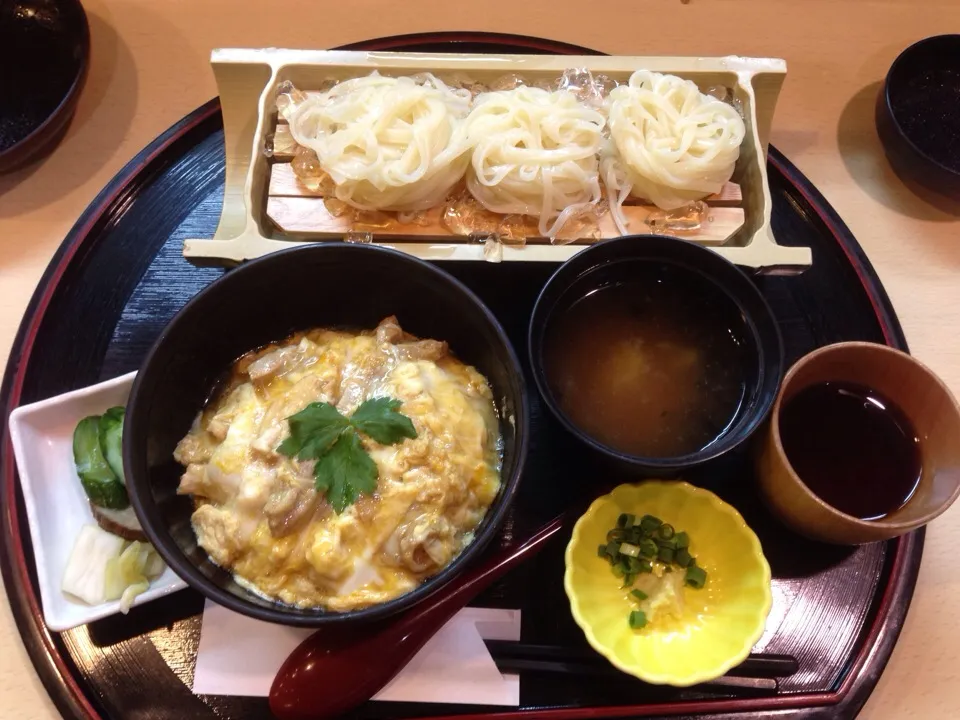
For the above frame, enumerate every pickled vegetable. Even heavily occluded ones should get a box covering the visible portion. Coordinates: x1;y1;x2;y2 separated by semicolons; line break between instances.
73;416;128;509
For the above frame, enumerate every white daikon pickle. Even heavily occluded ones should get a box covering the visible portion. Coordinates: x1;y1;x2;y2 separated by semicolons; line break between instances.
61;524;125;605
120;581;150;614
105;541;160;613
144;549;166;579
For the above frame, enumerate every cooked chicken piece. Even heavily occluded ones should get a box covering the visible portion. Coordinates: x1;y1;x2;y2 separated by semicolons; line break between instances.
177;463;240;504
265;486;320;538
374;316;447;361
308;525;353;581
235;465;277;516
207;387;249;440
251;423;284;459
396;339;448;362
263;485;298;518
385;511;455;573
375;316;405;345
173;421;217;464
337;347;389;415
254;375;328;456
405;515;455;572
248;346;300;381
207;417;230;442
352;494;380;524
192;504;242;566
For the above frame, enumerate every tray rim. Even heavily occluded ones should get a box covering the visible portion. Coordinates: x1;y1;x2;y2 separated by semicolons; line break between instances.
0;31;922;720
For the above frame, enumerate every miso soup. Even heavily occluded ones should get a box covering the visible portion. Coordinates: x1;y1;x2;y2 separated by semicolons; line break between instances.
542;263;750;458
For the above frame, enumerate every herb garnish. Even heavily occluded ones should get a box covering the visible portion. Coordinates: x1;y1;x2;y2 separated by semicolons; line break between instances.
278;398;417;512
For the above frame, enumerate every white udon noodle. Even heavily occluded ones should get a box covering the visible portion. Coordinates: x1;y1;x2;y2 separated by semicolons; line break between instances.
286;72;472;212
601;70;746;233
464;87;605;239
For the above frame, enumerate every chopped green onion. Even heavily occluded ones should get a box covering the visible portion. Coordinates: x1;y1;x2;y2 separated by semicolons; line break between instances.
597;544;608;559
638;559;653;573
622;573;637;588
674;531;690;549
685;564;707;589
617;513;635;528
656;536;678;550
639;539;658;558
631;589;648;601
612;564;625;578
657;524;675;540
629;610;648;629
606;529;625;542
657;546;675;564
624;556;641;573
639;515;662;532
624;527;643;544
619;542;640;558
675;548;693;567
604;541;620;559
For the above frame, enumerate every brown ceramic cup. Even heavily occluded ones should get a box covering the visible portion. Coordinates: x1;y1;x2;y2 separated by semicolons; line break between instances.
756;341;960;544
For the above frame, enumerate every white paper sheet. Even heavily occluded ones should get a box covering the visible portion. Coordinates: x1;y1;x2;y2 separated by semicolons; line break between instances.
192;601;520;706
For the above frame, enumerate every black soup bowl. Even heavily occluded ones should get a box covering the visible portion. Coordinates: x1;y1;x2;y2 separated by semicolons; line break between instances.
875;34;960;199
124;243;528;627
528;235;783;476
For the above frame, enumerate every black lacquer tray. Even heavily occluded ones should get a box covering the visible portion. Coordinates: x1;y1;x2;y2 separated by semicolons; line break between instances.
0;33;920;720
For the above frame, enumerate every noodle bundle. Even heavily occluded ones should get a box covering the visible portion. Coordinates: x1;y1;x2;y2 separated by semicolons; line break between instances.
464;87;605;239
286;73;472;212
602;70;746;233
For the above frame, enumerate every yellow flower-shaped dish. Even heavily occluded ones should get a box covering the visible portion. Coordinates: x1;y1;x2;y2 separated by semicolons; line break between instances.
564;481;772;686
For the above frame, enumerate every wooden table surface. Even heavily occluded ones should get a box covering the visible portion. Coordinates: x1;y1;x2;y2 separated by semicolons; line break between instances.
2;0;958;717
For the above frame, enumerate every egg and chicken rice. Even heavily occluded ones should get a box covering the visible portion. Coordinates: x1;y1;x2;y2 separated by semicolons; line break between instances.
172;316;501;611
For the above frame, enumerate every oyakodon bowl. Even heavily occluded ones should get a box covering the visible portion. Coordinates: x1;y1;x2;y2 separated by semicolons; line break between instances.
528;235;783;476
124;243;528;627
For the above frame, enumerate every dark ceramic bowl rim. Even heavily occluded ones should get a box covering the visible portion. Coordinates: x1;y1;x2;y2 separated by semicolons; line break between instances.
527;235;784;473
125;243;530;627
881;33;960;179
0;0;91;169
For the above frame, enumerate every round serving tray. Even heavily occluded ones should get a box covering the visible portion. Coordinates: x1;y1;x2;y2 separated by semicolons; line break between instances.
0;32;920;720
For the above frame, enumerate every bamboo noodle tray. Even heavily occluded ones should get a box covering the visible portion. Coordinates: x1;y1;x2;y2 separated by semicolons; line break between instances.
184;49;812;272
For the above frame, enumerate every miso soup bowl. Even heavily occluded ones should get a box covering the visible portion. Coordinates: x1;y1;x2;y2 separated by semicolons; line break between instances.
528;235;783;477
757;342;960;545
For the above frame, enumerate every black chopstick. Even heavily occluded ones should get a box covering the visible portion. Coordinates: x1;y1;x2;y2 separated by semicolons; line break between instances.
484;640;797;691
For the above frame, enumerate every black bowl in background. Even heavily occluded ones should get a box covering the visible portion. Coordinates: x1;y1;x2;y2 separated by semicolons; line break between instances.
0;0;90;172
528;235;783;477
124;243;529;627
876;34;960;199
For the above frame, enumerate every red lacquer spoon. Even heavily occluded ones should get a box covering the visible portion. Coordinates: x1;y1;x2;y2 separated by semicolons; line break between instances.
269;516;564;720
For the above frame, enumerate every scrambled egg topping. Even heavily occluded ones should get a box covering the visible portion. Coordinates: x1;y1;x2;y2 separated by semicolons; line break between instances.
173;317;501;611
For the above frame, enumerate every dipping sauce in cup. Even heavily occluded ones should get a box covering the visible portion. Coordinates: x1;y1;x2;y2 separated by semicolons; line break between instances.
778;382;921;521
757;342;960;545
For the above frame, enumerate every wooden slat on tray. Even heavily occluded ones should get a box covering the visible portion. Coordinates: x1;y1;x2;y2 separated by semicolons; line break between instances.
266;195;745;244
266;162;744;206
